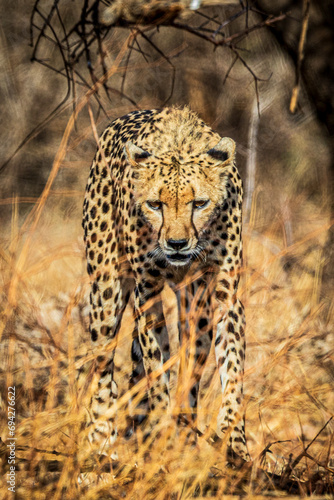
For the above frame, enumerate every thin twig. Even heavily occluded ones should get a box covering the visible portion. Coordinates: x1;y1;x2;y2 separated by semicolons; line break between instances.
281;417;334;481
290;0;310;113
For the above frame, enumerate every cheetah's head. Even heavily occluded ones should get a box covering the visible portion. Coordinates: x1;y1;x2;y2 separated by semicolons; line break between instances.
125;137;236;266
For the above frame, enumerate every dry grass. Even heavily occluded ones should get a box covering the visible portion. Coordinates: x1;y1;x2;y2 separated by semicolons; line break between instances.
0;112;333;500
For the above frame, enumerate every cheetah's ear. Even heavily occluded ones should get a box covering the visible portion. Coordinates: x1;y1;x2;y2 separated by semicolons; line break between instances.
207;137;235;164
124;141;151;167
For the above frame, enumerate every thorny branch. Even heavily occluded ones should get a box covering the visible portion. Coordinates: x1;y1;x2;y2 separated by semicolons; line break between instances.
1;0;291;170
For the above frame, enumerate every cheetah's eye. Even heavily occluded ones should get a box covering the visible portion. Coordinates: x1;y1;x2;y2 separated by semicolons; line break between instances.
193;199;210;209
147;201;162;211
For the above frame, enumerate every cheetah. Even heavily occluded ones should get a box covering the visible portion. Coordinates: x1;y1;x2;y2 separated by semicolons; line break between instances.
82;106;249;461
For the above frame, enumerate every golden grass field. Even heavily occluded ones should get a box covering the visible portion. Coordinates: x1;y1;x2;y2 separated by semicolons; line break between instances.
0;101;333;499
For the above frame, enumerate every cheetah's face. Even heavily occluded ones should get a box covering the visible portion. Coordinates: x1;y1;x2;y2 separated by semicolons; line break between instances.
125;138;236;266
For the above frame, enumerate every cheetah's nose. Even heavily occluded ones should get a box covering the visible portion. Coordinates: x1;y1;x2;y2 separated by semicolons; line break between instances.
167;239;188;251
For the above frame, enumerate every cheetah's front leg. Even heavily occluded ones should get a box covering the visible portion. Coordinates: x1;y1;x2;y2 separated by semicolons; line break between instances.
79;272;131;461
215;298;250;461
134;281;170;439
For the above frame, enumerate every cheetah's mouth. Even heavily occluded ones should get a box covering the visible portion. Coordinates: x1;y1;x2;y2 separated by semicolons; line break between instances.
166;252;191;265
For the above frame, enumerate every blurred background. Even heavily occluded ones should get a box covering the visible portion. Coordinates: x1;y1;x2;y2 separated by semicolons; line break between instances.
0;0;333;496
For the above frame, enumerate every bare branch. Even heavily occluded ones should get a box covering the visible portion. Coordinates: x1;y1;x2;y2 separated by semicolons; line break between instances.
290;0;310;113
1;1;290;171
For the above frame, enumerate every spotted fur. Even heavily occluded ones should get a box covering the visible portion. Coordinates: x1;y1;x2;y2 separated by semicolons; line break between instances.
82;106;249;460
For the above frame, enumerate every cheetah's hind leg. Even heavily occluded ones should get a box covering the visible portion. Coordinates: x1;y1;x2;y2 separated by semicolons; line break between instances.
215;299;250;461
